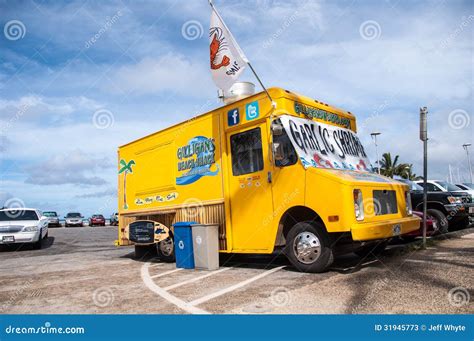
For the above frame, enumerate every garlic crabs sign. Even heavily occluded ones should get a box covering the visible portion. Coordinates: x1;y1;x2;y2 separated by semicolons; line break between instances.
280;115;373;172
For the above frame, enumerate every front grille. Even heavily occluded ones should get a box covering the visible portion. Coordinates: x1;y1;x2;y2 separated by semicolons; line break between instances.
0;225;23;233
373;190;398;215
129;221;154;243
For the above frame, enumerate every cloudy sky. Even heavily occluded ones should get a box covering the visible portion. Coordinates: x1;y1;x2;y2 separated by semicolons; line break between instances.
0;0;472;217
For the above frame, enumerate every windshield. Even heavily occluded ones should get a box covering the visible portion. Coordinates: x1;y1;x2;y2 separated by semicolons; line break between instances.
67;213;81;218
43;212;57;217
0;210;39;221
93;215;104;218
460;183;474;190
435;181;462;191
279;115;373;172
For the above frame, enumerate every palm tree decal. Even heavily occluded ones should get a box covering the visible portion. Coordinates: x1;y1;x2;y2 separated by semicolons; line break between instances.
118;159;135;209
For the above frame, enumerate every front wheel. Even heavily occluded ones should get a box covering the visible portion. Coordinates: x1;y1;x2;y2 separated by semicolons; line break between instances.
156;233;175;263
284;221;334;273
427;209;449;234
33;230;43;250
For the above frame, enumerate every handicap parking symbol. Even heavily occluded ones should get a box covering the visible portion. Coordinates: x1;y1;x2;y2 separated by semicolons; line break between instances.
245;101;259;121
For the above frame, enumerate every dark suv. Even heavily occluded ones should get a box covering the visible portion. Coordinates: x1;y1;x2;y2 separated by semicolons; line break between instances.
399;179;471;232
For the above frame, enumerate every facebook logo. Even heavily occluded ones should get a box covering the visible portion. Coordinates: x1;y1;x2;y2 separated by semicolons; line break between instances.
245;101;259;120
227;108;240;126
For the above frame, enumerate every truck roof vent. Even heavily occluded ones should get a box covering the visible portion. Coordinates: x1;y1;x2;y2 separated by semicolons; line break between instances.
218;82;255;105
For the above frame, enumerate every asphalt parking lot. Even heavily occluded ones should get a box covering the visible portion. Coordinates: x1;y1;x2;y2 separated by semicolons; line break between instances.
0;226;473;314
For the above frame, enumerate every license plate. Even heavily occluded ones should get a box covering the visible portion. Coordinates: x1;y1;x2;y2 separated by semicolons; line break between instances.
469;207;474;214
3;236;15;242
392;224;401;236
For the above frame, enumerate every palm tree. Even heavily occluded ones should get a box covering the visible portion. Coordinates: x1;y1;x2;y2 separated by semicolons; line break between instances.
118;159;135;209
401;164;422;180
379;153;410;178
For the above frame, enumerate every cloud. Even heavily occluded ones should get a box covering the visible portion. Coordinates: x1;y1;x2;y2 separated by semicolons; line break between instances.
24;149;112;186
75;188;117;198
111;54;212;97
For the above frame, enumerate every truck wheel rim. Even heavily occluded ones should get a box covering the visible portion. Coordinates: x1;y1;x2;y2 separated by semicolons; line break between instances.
159;238;174;257
293;232;321;264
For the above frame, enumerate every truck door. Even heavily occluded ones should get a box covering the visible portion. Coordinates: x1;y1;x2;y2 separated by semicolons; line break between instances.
226;123;274;251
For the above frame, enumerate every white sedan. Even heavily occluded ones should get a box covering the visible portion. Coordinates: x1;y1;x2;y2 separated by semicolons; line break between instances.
0;208;49;249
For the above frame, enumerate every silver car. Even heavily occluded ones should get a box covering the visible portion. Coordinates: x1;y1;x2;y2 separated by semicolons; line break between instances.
0;208;49;249
43;211;61;227
65;212;84;227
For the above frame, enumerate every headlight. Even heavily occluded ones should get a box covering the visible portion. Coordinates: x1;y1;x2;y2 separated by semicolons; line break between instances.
22;225;39;232
447;196;462;204
354;189;364;221
405;191;413;215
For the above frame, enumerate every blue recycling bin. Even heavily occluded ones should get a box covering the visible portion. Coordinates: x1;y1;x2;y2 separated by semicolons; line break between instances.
173;222;196;269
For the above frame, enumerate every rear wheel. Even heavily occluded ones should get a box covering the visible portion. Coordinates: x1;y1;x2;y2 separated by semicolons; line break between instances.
427;209;449;234
284;221;334;273
156;232;175;263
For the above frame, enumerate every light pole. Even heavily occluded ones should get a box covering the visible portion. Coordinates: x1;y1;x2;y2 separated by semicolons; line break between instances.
371;132;381;174
462;143;473;183
420;107;428;249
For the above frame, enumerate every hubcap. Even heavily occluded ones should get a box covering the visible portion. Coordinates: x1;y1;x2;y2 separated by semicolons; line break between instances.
293;231;321;264
158;237;174;257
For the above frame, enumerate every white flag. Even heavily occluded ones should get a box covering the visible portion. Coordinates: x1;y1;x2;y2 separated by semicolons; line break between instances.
209;5;248;91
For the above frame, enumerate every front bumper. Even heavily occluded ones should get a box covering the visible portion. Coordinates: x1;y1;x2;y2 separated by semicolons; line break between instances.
0;231;41;244
351;216;420;241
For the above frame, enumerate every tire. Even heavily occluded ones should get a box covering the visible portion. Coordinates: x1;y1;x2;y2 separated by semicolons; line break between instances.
354;240;388;258
284;221;334;273
33;230;43;250
44;231;48;239
427;209;449;234
156;232;175;263
134;245;156;259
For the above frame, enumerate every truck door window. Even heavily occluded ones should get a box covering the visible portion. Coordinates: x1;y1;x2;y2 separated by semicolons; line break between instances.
273;121;297;167
230;127;264;176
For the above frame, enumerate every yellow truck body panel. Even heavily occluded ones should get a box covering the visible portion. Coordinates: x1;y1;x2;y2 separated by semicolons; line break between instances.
118;87;419;253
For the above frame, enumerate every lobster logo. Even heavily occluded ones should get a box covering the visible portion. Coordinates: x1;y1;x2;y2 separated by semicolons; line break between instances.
209;27;230;70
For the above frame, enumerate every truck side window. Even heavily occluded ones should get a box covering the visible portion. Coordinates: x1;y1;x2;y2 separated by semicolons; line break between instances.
274;129;297;167
230;128;264;176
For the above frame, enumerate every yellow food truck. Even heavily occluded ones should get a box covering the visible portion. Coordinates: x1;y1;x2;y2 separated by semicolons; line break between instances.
117;85;419;272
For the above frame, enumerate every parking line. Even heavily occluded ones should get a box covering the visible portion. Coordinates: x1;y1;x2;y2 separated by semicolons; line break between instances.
150;268;183;279
189;266;285;306
141;263;209;314
163;267;231;291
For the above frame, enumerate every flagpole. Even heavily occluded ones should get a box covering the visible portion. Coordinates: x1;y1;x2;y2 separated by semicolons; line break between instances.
208;0;276;108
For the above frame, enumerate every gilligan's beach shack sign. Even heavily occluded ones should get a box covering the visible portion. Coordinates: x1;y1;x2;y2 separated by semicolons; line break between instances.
176;136;219;185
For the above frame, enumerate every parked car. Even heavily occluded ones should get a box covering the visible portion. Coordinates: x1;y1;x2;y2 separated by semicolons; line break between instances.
65;212;84;227
400;179;471;231
43;211;61;227
457;183;474;190
89;214;105;227
455;183;474;199
0;208;49;249
110;212;118;226
402;211;437;239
